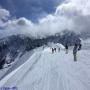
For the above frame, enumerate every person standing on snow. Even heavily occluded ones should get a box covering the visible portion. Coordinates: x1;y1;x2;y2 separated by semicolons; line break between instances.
52;48;54;54
58;47;60;52
73;43;82;62
65;44;68;54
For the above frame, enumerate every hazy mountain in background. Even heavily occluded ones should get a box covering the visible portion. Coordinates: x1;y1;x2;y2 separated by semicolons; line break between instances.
0;30;81;69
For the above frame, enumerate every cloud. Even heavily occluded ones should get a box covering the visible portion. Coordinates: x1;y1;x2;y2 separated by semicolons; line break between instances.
55;2;81;17
0;17;34;37
0;0;64;21
0;0;90;39
0;15;74;38
55;0;90;33
68;0;90;16
0;7;10;29
0;7;10;20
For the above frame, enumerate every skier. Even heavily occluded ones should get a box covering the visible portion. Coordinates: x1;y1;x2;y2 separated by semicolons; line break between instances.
52;48;54;54
54;48;56;53
65;44;68;54
42;45;44;50
73;43;82;61
58;48;60;52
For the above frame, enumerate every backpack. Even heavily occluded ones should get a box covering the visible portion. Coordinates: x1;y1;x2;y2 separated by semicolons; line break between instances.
78;44;82;50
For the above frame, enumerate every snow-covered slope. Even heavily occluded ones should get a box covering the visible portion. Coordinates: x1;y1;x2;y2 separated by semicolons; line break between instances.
0;50;34;80
0;47;90;90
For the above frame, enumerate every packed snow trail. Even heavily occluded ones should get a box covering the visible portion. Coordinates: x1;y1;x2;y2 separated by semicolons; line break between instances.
0;47;90;90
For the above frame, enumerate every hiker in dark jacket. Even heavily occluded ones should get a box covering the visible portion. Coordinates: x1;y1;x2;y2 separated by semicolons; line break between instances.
78;43;82;51
73;43;82;61
58;48;60;52
65;44;68;54
52;48;54;54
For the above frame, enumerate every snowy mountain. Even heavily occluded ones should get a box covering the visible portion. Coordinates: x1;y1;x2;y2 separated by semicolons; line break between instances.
0;31;81;70
0;46;90;90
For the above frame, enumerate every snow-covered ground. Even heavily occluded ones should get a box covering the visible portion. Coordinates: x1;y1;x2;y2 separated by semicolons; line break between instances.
82;39;90;50
0;45;90;90
0;50;34;80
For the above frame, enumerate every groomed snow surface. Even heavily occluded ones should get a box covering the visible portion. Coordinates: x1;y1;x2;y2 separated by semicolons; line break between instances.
0;46;90;90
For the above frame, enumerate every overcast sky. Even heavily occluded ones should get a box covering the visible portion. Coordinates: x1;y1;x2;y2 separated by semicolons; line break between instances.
0;0;90;38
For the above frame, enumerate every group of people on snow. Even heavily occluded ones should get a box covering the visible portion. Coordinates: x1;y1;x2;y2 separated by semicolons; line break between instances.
51;43;82;62
51;47;60;53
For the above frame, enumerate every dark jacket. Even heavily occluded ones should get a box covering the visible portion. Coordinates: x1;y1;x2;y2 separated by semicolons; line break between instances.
65;45;68;49
73;43;82;54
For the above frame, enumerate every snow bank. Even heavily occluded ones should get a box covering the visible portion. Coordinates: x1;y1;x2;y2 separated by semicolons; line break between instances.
0;48;90;90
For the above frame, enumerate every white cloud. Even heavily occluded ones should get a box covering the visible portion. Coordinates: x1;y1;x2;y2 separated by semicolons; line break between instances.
0;17;36;37
68;0;90;16
0;14;74;38
55;0;90;33
0;8;10;28
0;0;90;38
0;8;10;20
55;3;82;17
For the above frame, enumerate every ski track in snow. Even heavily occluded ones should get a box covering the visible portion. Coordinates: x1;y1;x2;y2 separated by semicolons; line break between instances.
0;47;90;90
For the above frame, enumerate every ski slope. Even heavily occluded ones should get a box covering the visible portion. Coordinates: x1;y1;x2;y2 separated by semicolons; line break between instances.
0;47;90;90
